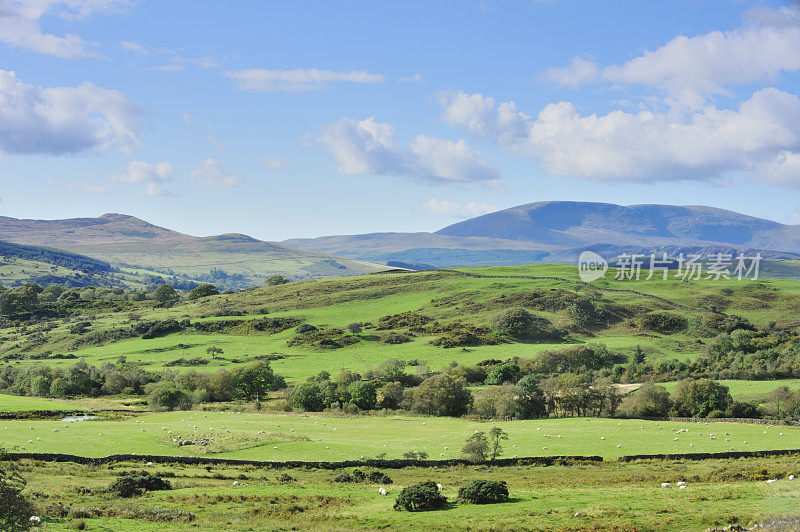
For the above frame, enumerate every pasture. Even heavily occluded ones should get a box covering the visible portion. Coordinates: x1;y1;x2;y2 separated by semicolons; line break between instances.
0;393;76;412
3;413;799;461
10;453;800;530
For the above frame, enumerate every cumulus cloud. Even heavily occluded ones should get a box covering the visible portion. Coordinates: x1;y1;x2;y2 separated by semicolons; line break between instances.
224;68;385;92
421;198;498;218
439;88;800;186
319;116;500;186
111;160;173;184
110;160;173;195
545;5;800;96
190;158;244;187
0;0;131;59
541;57;600;88
0;69;141;155
47;178;110;195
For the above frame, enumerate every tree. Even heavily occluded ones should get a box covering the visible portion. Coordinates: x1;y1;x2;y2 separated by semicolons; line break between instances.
672;378;732;418
0;447;36;531
188;284;219;300
148;384;192;411
462;431;488;462
619;384;672;418
346;323;363;334
457;479;509;504
377;381;404;409
266;275;290;286
485;363;521;385
515;375;547;419
347;381;377;410
633;344;646;364
291;382;325;411
411;374;472;417
206;346;224;358
473;385;518;419
393;481;447;511
153;284;179;307
487;427;508;462
233;362;286;401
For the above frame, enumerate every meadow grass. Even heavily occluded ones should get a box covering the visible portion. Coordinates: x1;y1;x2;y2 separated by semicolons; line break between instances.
13;453;800;531
4;413;799;461
0;393;76;412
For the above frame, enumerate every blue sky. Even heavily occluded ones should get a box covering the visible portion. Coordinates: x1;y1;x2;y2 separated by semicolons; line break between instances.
1;0;800;240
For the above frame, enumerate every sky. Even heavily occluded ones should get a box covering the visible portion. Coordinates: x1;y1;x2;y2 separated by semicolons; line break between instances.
1;0;800;241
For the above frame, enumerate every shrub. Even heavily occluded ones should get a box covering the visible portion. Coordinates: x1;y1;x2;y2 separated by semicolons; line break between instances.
380;332;412;344
108;472;172;497
295;323;317;334
485;363;521;385
639;312;688;334
367;471;393;484
492;307;553;340
266;275;290;286
457;479;509;504
393;481;447;511
276;473;296;482
188;284;219;299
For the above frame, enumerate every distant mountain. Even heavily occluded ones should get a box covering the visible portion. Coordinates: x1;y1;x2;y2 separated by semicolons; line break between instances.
285;201;800;269
436;201;800;251
0;214;388;288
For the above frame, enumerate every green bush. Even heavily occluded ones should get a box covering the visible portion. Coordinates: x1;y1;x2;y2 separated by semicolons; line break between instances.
457;479;509;504
639;312;688;334
108;472;172;497
393;480;447;511
188;284;219;299
0;448;36;531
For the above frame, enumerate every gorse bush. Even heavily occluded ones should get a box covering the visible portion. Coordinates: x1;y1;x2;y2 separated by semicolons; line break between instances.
393;480;447;511
457;479;509;504
108;472;172;498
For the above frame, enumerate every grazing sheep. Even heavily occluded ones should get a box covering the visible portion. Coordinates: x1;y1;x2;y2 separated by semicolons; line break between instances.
233;481;239;486
767;479;777;484
29;516;40;525
676;481;686;487
378;487;388;495
436;483;443;491
661;483;671;488
789;475;795;481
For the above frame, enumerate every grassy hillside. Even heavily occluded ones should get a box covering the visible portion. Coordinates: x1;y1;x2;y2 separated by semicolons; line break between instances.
3;263;800;383
0;214;389;288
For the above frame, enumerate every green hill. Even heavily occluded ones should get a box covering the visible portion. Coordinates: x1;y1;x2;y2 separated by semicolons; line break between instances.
3;263;799;384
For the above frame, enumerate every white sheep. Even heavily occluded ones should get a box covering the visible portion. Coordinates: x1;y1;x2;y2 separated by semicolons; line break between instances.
29;516;40;525
436;483;443;491
233;481;239;486
660;483;671;488
789;475;795;481
767;479;777;484
676;481;686;487
378;487;388;495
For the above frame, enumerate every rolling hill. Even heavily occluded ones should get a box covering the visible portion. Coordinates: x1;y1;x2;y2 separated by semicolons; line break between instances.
0;213;389;288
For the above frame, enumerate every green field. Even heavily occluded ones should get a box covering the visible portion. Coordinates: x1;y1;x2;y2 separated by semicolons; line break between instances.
9;452;800;530
0;393;76;412
4;413;799;460
661;379;800;398
6;264;800;383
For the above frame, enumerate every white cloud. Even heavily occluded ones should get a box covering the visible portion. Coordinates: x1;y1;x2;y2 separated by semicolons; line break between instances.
111;160;173;184
541;57;600;88
110;160;173;195
190;158;244;187
545;6;800;97
47;178;110;195
263;155;287;169
398;73;424;83
207;135;226;152
421;198;497;218
224;68;385;92
319;116;500;186
0;69;141;155
0;0;131;59
440;88;800;186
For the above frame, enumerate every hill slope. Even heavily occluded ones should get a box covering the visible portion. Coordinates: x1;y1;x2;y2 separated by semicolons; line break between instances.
0;214;388;287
